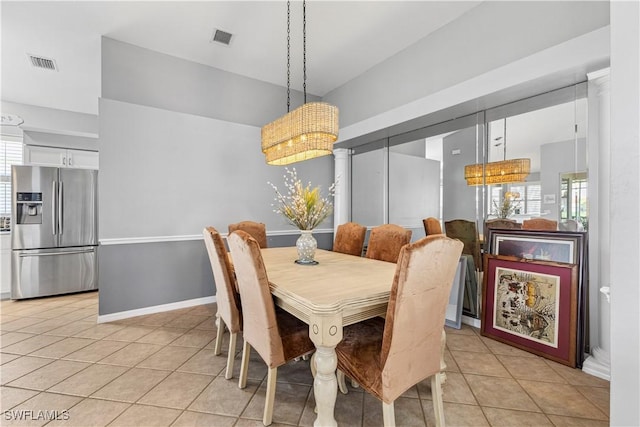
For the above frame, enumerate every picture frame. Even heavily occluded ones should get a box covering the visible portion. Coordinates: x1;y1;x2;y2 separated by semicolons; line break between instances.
481;254;578;367
445;257;467;329
485;228;588;367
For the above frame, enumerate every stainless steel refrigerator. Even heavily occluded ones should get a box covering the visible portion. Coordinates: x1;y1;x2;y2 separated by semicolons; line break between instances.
11;165;98;299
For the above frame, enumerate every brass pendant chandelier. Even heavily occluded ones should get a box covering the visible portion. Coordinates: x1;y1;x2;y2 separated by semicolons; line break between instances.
261;0;339;165
465;118;530;186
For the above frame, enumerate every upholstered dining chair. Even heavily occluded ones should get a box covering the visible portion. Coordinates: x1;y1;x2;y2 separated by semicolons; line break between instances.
333;221;367;256
228;220;268;248
203;227;242;380
444;219;482;272
522;217;558;231
365;224;412;263
484;218;522;241
335;235;464;427
422;217;443;236
227;230;315;426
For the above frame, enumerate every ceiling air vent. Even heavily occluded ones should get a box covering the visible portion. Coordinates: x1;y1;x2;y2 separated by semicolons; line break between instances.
27;54;58;71
211;29;233;46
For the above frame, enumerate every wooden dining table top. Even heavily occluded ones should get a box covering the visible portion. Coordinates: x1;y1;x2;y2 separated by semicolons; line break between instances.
261;246;398;325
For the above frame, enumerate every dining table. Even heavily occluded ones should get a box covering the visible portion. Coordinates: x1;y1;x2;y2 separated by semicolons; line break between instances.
260;246;398;426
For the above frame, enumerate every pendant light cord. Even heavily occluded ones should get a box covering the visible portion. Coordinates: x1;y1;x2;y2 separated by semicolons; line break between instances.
303;0;307;103
286;0;291;112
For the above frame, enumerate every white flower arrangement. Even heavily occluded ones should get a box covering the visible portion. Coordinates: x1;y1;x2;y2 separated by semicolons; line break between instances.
268;168;335;230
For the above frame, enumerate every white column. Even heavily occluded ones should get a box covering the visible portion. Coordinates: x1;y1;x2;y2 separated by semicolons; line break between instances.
582;68;611;380
333;148;351;237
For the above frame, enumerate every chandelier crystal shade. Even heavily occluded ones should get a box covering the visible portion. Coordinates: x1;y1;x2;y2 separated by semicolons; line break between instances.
261;0;339;165
464;158;531;186
261;102;338;165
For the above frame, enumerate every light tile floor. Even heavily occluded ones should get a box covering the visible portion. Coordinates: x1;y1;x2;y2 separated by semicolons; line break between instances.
1;291;609;426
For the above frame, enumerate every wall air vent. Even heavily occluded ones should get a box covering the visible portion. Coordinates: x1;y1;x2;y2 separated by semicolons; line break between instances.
211;29;233;46
27;54;58;71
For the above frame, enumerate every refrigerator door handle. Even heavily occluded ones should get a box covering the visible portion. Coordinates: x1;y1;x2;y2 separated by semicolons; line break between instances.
18;248;95;257
58;181;63;235
52;180;58;235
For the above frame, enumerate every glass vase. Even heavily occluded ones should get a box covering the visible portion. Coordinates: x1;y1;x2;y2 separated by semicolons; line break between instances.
296;230;318;265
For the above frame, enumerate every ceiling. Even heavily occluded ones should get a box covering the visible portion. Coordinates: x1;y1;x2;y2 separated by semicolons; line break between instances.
1;1;481;116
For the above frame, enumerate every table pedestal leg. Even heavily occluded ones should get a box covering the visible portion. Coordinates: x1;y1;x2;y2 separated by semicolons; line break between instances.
313;345;338;427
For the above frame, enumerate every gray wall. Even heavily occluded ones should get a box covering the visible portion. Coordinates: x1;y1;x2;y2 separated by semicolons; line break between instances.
540;137;587;220
99;38;334;316
442;127;481;221
324;1;609;127
102;37;319;128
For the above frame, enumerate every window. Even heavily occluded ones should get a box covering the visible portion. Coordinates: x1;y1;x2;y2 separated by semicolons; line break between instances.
1;137;23;219
489;182;541;217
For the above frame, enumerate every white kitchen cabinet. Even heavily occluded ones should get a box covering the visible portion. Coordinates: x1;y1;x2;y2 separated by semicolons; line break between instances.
1;233;11;298
24;145;99;170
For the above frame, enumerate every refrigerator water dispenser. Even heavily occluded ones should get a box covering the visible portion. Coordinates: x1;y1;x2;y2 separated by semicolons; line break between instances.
16;192;43;224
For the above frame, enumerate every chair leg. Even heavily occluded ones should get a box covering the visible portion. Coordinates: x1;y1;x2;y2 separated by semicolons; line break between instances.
440;329;448;384
225;332;237;379
238;340;251;389
337;370;348;394
263;366;278;426
382;401;396;427
431;373;446;427
351;379;359;388
214;314;224;356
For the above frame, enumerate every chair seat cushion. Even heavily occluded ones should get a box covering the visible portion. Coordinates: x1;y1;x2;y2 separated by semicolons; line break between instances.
335;316;386;401
276;307;315;362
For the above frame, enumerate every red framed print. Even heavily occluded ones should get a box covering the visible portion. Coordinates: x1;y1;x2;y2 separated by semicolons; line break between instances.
481;254;578;367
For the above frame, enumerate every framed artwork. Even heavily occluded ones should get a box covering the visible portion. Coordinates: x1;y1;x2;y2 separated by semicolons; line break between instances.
485;228;588;367
446;257;467;329
481;254;578;367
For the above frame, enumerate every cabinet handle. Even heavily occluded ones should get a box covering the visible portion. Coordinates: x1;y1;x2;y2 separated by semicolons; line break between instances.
62;156;66;166
68;155;72;166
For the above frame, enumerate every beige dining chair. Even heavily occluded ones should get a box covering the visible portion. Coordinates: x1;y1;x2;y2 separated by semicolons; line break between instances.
365;224;412;263
522;217;558;231
335;235;463;427
333;221;367;256
227;230;315;426
203;227;242;380
559;219;582;231
422;217;443;236
228;220;268;248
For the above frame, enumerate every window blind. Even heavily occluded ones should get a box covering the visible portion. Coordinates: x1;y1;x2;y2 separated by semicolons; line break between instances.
0;138;23;217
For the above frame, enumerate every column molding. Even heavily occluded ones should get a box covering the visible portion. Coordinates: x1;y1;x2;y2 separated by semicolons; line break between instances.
582;67;610;380
333;148;351;237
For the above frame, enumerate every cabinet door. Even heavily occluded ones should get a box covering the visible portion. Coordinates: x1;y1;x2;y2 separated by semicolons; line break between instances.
67;149;99;170
24;146;65;167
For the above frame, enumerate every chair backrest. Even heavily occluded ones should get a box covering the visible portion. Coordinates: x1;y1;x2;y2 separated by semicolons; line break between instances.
228;221;268;248
522;218;558;231
379;235;463;402
444;219;481;270
422;217;443;236
559;219;581;231
203;227;242;333
227;230;285;368
365;224;412;263
333;222;367;256
484;218;522;239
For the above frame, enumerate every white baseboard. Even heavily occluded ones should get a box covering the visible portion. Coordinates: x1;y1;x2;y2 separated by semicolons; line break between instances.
97;295;216;323
461;315;481;329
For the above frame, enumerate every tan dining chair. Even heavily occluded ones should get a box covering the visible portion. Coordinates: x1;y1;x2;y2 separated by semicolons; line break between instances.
227;230;315;426
484;218;522;241
335;235;464;427
228;220;268;248
422;217;443;236
365;224;412;263
444;219;482;272
522;218;558;231
203;227;242;380
333;221;367;256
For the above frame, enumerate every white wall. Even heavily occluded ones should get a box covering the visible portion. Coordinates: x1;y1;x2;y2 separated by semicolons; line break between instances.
442;127;480;221
0;101;98;137
609;0;640;424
